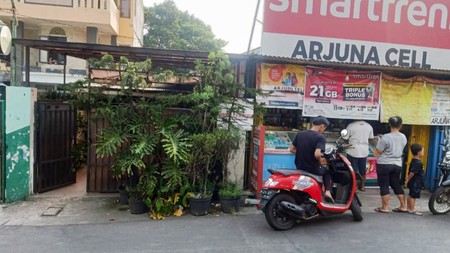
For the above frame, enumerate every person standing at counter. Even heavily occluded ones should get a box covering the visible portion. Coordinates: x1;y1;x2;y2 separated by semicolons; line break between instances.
289;116;334;202
343;120;374;191
374;116;408;213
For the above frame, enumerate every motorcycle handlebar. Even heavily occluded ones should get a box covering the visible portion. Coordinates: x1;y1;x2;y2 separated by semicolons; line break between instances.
438;163;450;171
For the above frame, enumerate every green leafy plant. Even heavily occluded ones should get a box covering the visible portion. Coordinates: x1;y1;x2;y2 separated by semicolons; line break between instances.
218;182;242;198
65;51;262;218
92;55;194;218
186;132;218;198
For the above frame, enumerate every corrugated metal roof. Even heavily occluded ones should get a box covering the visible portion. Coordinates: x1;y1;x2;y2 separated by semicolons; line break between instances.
13;39;249;69
248;54;450;80
13;38;450;80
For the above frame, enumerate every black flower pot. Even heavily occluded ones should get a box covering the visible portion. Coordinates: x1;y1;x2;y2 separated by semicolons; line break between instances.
189;196;212;216
128;198;149;214
118;186;129;205
219;196;241;213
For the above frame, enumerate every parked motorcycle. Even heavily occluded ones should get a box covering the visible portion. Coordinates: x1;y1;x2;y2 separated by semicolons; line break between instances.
428;149;450;215
258;129;363;231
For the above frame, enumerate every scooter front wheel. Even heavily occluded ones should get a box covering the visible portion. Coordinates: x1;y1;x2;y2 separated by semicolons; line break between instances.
264;193;296;231
429;186;450;215
350;198;363;221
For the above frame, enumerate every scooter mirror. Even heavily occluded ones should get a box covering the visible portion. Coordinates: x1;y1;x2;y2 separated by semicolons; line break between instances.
340;129;348;137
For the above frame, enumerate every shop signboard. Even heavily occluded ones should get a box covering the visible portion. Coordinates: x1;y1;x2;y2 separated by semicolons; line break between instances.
261;0;450;71
256;63;305;109
381;78;450;126
430;85;450;125
303;67;381;120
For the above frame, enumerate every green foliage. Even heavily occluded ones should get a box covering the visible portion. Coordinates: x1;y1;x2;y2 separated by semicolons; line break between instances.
88;54;116;69
219;182;243;198
86;51;262;217
95;95;192;218
160;129;192;165
95;128;127;158
73;113;88;170
186;131;219;196
144;0;226;51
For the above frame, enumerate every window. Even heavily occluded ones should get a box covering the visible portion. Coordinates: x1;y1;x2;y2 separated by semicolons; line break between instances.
121;0;130;18
40;27;67;65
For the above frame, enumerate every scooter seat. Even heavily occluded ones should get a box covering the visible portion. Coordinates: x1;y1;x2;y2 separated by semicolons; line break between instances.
268;169;323;183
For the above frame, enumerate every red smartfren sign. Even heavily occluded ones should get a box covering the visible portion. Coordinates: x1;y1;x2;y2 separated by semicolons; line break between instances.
261;0;450;70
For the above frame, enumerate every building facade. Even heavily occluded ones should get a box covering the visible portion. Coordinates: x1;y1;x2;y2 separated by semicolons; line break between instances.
0;0;144;88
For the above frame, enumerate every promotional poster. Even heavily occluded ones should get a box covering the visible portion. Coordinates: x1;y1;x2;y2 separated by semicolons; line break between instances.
303;67;381;120
257;63;305;109
381;78;450;125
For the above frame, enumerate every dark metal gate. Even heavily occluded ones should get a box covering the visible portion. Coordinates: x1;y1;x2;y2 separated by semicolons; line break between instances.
35;101;76;193
87;111;121;192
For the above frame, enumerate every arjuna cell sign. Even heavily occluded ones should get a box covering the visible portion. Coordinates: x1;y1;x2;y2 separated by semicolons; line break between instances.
261;0;450;71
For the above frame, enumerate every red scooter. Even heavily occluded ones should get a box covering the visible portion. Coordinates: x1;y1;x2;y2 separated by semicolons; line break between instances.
259;130;363;230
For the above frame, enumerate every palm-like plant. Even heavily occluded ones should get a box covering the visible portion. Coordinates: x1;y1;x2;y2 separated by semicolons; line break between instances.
96;99;192;218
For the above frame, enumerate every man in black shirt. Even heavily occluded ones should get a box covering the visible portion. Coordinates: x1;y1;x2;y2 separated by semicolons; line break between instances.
289;116;333;202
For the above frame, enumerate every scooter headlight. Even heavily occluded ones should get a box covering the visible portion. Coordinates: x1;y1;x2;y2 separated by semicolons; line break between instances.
263;178;279;187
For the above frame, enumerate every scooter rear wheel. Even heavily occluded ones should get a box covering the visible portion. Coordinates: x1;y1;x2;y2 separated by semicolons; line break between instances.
264;193;296;231
429;187;450;215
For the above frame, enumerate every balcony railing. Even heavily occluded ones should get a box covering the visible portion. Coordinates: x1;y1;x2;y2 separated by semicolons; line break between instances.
2;0;120;34
20;0;115;9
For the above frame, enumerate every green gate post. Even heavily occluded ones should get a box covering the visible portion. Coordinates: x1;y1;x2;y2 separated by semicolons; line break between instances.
4;87;36;203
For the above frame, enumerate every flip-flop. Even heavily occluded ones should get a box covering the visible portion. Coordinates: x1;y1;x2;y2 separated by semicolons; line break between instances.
408;210;423;216
392;208;408;213
374;207;389;213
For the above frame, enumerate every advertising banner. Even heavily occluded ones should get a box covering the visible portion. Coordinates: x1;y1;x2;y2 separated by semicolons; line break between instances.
381;80;432;125
262;0;450;71
257;63;305;109
303;67;381;120
431;85;450;125
381;79;450;125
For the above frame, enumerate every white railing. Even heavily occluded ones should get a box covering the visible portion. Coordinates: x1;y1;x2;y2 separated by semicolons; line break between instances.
77;0;104;9
76;0;114;10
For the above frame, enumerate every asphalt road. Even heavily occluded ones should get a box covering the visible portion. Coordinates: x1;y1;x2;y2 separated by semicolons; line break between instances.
1;210;449;253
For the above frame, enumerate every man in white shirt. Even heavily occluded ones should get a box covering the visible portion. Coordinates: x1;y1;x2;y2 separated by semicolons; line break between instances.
343;120;374;191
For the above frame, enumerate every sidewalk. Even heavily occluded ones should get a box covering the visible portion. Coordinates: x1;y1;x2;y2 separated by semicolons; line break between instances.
0;187;432;226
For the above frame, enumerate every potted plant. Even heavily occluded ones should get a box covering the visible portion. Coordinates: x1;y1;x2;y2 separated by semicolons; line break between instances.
186;182;214;216
127;185;149;214
185;132;219;216
218;182;243;213
182;51;262;215
118;184;129;205
93;56;194;218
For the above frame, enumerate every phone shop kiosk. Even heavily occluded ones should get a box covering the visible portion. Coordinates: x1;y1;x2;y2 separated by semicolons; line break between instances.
251;126;298;197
